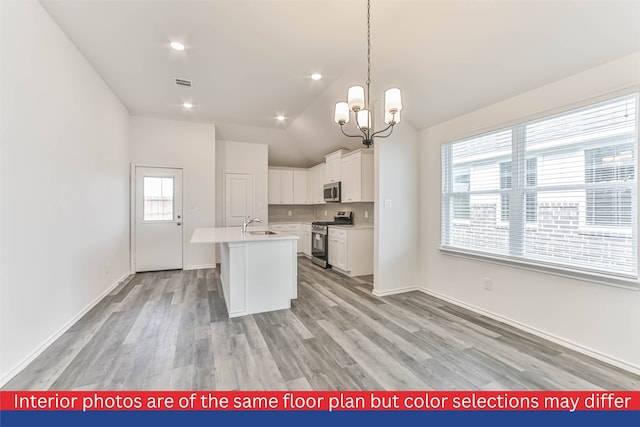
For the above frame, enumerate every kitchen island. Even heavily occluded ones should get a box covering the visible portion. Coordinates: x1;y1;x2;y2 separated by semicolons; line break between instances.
191;227;298;318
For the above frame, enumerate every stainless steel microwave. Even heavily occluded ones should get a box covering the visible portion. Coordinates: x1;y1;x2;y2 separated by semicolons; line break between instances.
323;182;341;202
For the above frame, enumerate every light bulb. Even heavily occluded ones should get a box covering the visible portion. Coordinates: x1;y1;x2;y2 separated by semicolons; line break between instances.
347;86;365;111
357;110;371;130
334;102;350;124
385;88;402;113
385;110;401;125
170;42;185;51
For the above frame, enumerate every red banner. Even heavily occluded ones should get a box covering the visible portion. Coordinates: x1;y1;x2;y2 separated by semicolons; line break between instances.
1;391;639;412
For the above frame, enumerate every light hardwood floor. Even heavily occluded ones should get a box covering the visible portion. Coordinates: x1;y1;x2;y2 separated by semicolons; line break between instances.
4;257;639;390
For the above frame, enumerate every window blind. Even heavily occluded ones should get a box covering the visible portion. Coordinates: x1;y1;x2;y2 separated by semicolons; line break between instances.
441;93;638;279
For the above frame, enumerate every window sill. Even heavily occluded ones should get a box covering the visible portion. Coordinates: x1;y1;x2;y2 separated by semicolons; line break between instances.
439;246;639;291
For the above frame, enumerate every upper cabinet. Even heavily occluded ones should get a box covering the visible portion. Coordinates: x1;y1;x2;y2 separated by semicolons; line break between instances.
268;168;293;204
292;170;308;205
307;163;326;205
269;168;307;205
324;149;348;184
269;148;373;205
340;150;374;203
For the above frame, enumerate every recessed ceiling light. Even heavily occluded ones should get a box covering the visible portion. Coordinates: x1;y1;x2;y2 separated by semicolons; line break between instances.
276;115;286;121
311;73;322;80
183;103;193;109
170;41;185;51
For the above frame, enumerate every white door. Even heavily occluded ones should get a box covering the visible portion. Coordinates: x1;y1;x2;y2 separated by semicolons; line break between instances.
135;167;183;272
225;173;254;226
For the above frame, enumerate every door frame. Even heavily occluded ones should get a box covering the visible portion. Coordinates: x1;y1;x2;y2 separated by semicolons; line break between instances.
130;163;186;273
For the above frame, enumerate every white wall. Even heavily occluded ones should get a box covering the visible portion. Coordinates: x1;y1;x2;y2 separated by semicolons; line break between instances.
374;120;420;296
215;140;269;227
420;52;640;373
130;116;215;270
0;1;130;384
216;123;305;168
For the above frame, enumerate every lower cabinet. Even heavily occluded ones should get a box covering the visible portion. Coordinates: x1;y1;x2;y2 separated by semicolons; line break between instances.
328;230;347;270
269;223;311;255
301;223;312;257
267;223;372;272
328;227;373;276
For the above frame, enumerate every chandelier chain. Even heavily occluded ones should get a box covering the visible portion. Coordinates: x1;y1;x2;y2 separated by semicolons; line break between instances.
366;0;371;110
334;0;400;147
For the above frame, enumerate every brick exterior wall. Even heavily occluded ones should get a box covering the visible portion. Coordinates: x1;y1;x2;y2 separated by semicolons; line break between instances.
450;202;633;273
450;204;509;255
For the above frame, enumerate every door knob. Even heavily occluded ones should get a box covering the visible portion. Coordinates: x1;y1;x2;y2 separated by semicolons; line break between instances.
177;222;182;226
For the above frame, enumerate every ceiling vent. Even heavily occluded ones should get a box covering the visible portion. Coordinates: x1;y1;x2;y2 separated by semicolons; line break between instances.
175;78;192;88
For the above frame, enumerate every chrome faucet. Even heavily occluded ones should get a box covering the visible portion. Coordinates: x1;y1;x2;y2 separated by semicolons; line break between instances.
241;216;262;233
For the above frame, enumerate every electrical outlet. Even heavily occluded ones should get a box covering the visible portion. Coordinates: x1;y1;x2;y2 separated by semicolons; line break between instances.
384;199;392;209
364;211;369;219
287;210;292;216
483;277;493;291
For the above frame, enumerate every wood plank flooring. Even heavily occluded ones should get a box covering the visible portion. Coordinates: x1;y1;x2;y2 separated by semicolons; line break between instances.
4;257;639;390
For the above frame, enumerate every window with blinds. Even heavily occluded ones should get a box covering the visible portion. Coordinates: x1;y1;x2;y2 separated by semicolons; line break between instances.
441;93;638;280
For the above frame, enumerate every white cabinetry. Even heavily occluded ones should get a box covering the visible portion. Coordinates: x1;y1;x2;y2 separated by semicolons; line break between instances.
269;168;307;205
307;163;326;205
301;223;312;257
269;168;293;204
324;149;348;184
191;228;298;317
293;170;308;205
328;227;348;270
269;149;370;206
340;150;374;203
328;226;373;276
269;223;304;254
268;169;281;204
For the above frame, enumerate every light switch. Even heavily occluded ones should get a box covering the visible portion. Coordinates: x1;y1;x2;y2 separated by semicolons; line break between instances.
384;199;392;209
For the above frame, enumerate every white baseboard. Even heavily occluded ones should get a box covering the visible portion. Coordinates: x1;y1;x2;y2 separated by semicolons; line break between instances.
373;285;420;297
0;271;131;388
419;287;640;376
183;264;216;271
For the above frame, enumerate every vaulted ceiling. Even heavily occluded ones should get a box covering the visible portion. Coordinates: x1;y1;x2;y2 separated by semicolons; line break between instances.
41;0;640;167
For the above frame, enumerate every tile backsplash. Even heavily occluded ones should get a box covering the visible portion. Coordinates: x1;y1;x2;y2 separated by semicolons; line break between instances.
268;203;374;225
268;205;316;223
315;202;374;225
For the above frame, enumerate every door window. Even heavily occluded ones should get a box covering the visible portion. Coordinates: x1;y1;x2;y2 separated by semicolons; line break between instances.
143;176;174;221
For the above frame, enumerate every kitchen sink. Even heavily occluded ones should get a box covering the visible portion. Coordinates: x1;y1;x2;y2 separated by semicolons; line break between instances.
248;230;278;235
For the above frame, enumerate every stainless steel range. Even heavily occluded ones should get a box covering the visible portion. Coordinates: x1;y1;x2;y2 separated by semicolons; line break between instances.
311;211;354;268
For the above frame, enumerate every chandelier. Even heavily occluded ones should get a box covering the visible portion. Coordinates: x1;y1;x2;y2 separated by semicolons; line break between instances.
333;0;402;148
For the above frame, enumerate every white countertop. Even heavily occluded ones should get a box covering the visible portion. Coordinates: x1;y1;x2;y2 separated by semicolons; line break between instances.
328;224;374;229
270;221;373;229
191;227;299;244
